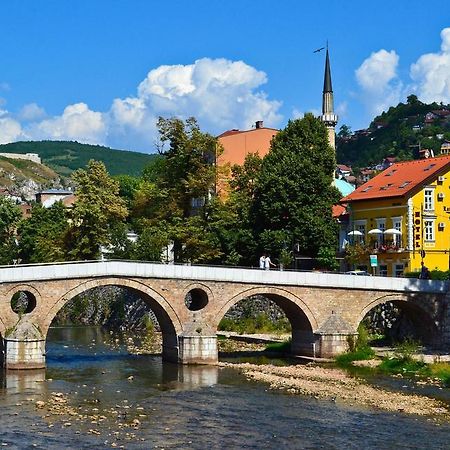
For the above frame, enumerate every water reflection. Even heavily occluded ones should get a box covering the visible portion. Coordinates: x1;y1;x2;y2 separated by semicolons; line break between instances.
1;369;46;393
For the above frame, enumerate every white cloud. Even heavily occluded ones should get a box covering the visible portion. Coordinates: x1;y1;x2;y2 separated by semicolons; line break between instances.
29;103;107;144
19;103;46;121
0;116;23;144
134;57;282;133
410;27;450;103
355;49;402;116
0;58;282;151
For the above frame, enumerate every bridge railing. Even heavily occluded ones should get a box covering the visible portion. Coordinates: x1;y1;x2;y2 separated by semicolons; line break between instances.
0;259;448;294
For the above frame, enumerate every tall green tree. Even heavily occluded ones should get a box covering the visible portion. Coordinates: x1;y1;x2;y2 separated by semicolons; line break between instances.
133;117;221;263
65;160;128;260
0;197;21;264
18;202;68;263
252;114;340;259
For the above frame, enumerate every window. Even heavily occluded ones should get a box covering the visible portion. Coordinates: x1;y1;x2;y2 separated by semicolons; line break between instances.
424;189;434;211
424;220;435;242
392;217;402;246
379;265;388;276
394;264;404;277
376;219;386;233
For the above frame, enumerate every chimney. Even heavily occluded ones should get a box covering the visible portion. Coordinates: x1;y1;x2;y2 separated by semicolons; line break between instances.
255;120;263;129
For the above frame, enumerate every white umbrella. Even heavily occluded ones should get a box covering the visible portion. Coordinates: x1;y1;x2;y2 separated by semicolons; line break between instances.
348;230;363;236
368;228;383;235
384;228;402;235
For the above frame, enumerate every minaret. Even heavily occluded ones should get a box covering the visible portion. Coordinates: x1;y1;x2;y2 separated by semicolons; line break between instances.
320;48;338;150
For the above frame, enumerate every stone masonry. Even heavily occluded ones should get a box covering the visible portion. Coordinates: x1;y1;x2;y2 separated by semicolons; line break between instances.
0;262;448;369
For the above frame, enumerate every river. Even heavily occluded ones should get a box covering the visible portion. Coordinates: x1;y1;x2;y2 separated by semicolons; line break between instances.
0;326;449;449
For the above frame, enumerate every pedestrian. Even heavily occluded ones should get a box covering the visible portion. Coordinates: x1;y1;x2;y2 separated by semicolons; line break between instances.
264;254;276;270
419;261;430;279
259;254;266;269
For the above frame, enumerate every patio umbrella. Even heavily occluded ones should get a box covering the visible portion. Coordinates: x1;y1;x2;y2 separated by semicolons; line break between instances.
384;228;402;235
368;228;383;235
347;230;363;236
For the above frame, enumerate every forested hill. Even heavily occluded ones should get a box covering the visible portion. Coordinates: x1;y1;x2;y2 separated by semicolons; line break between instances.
0;141;157;176
337;96;450;168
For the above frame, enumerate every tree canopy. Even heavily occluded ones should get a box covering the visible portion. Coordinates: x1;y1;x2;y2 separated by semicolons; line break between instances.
252;114;340;259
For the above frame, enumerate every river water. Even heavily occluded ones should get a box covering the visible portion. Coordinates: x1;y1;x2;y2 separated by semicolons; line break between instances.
0;326;449;449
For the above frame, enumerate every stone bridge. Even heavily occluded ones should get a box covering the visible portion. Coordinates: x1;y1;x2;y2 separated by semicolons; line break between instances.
0;261;449;369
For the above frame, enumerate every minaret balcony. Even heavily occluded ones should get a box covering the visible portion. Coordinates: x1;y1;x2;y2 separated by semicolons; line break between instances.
321;113;338;125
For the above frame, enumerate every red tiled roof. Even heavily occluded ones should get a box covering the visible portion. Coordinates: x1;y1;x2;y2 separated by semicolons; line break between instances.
341;155;450;202
332;204;347;218
337;164;351;171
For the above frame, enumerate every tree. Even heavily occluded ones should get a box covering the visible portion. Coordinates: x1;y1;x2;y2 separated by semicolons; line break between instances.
337;124;352;139
65;160;128;260
18;202;68;263
0;197;21;264
252;114;340;259
133;117;221;263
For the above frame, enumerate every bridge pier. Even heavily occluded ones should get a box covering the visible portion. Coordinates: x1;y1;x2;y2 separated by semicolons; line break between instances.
4;338;46;370
3;319;46;370
178;334;218;365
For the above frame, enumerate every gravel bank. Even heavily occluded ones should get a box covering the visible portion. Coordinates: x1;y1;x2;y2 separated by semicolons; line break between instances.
220;362;450;418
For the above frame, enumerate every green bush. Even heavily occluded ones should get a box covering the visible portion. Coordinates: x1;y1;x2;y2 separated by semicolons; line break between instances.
336;347;375;365
379;357;427;374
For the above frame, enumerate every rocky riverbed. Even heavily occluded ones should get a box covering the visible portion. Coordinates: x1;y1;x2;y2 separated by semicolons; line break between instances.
220;361;450;419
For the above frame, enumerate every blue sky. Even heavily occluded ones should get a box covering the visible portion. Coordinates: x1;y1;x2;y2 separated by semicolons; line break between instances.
1;1;449;153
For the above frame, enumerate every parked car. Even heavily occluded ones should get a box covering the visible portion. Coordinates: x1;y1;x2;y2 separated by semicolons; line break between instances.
345;270;371;276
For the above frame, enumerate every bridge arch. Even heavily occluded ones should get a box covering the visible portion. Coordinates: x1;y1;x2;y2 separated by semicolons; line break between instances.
216;286;319;356
42;277;183;363
356;293;439;345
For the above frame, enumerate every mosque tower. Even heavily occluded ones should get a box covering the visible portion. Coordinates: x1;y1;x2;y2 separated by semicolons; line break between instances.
320;48;338;150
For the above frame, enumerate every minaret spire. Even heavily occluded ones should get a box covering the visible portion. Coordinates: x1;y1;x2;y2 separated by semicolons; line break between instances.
320;46;338;150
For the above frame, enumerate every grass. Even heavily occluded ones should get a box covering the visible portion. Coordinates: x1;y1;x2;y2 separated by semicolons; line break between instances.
336;346;376;366
218;313;291;335
429;362;450;387
379;357;427;375
265;340;291;353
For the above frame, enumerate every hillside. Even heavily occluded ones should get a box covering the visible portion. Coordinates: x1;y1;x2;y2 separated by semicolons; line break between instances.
337;96;450;168
0;155;62;199
0;141;157;177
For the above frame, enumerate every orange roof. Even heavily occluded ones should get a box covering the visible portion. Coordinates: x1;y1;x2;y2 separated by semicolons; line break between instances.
332;204;347;218
341;155;450;202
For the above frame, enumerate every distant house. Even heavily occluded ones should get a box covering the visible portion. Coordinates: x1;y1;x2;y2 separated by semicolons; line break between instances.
336;164;352;179
19;203;32;219
36;189;76;208
381;156;397;170
419;148;435;159
425;110;450;126
360;169;374;183
441;140;450;156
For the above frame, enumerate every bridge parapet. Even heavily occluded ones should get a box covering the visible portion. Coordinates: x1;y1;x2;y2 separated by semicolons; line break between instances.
0;260;448;294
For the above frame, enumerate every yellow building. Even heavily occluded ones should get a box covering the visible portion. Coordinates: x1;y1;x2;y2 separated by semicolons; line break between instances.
341;155;450;276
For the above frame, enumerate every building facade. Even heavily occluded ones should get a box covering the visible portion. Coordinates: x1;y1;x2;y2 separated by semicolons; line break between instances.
341;156;450;276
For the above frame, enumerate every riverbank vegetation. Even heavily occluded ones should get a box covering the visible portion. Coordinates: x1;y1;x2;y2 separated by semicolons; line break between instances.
336;331;450;387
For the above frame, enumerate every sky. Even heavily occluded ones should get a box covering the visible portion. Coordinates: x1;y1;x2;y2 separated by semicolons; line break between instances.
0;1;449;154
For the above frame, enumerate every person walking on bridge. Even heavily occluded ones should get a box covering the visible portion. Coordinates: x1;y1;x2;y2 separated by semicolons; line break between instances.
259;254;266;269
264;254;276;270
